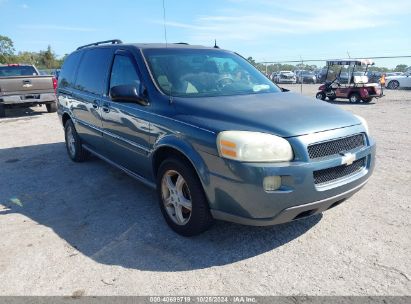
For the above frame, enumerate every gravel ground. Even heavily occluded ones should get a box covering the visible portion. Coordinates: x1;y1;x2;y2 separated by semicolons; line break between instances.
0;85;410;296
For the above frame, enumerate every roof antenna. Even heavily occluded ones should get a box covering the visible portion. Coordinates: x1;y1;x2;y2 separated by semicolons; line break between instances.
162;0;173;103
162;0;168;47
214;39;219;48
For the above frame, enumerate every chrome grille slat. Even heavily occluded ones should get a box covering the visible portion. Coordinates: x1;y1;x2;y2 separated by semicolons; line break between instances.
313;157;366;185
308;134;365;160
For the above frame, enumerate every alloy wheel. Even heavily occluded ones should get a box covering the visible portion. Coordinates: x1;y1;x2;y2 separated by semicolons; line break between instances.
349;94;360;103
161;170;193;226
389;80;399;90
66;125;76;157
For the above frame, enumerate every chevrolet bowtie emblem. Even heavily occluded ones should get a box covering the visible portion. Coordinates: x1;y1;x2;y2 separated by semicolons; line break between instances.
340;152;356;166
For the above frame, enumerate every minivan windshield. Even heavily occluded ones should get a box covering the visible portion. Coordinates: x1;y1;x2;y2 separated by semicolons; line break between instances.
143;48;281;97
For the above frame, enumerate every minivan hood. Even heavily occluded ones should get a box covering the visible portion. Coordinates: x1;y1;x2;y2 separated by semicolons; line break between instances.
174;92;360;137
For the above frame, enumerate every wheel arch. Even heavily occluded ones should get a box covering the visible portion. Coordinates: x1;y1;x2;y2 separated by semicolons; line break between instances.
348;91;360;99
151;136;210;188
62;112;72;127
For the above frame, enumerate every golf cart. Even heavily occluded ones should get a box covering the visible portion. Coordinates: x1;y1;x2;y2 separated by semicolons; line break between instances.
316;59;383;103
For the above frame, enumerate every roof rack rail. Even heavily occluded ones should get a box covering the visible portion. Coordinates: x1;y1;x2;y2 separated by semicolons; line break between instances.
77;39;123;50
174;42;189;45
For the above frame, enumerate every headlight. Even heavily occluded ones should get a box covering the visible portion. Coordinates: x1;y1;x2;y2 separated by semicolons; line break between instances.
217;131;293;162
354;115;369;134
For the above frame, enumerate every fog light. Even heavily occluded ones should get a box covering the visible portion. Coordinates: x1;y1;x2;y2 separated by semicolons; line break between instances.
263;176;281;191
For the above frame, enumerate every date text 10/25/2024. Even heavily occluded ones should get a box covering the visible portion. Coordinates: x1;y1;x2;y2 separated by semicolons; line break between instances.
149;297;257;303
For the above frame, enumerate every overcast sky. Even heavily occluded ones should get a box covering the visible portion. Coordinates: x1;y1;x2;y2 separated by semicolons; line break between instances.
1;0;410;67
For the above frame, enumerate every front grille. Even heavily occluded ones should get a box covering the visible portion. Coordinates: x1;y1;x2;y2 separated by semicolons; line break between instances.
313;157;366;185
308;134;365;160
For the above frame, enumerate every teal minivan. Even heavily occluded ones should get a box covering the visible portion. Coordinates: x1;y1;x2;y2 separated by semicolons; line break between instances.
57;40;375;236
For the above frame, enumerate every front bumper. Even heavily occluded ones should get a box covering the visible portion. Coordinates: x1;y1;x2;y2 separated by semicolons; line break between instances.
202;125;376;225
301;77;316;83
211;178;368;226
277;79;296;83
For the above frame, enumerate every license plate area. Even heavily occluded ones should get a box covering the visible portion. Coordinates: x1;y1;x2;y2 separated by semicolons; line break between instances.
21;94;40;100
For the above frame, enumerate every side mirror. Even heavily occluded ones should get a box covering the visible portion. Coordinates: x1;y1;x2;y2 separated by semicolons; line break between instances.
110;84;149;106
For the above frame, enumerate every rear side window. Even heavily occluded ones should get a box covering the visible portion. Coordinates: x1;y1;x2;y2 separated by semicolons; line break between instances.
75;48;113;95
58;52;82;89
109;55;140;90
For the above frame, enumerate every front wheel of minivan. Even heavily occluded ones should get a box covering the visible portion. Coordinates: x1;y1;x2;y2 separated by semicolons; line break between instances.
64;119;88;162
157;157;213;236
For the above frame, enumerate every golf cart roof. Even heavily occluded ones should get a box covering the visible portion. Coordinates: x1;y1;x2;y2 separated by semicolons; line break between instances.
326;59;375;66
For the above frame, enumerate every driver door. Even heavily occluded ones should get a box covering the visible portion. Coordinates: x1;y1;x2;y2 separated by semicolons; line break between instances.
100;50;152;179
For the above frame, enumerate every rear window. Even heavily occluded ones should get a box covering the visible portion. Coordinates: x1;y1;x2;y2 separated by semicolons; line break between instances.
0;66;38;77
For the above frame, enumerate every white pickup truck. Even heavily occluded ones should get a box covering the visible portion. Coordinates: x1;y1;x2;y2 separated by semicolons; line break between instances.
0;64;57;117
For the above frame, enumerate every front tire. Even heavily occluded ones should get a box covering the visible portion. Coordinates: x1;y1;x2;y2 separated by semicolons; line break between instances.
46;102;57;113
362;97;373;103
349;93;361;103
64;119;88;162
157;157;213;236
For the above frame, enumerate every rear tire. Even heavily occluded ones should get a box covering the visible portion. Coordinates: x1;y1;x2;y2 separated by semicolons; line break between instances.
46;102;57;113
64;119;88;162
316;92;326;100
349;93;361;103
157;157;213;236
387;80;399;90
0;104;5;118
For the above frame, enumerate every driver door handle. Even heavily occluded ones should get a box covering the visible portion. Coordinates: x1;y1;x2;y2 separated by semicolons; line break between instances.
102;103;110;113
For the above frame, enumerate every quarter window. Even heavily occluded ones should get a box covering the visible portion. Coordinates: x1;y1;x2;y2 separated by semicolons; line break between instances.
58;51;82;89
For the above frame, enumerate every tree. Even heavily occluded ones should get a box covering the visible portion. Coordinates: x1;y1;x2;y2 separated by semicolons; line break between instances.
247;56;256;66
394;64;408;72
0;35;15;63
369;66;390;73
39;45;58;69
56;54;68;67
15;51;40;65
